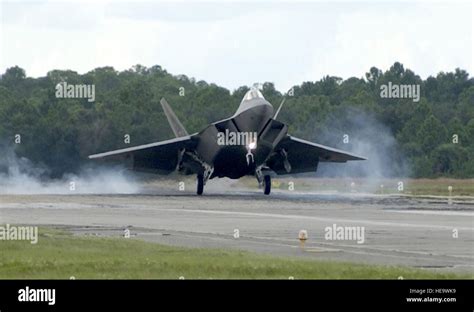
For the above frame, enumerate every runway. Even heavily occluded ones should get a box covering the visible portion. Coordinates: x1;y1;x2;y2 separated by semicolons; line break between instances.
1;190;473;275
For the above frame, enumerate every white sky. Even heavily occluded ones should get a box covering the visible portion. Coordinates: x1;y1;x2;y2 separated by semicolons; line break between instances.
0;0;472;92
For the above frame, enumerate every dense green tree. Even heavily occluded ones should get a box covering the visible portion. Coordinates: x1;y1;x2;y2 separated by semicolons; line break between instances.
0;63;472;178
417;115;448;153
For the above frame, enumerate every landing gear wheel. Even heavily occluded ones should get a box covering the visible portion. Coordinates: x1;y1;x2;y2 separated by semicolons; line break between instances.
264;175;271;195
197;174;204;195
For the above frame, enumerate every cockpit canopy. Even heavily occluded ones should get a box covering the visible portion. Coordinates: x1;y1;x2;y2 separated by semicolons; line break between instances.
233;87;273;117
242;88;265;102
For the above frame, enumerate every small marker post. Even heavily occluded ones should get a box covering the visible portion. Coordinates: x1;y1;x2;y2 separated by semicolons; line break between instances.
448;186;453;205
298;230;308;250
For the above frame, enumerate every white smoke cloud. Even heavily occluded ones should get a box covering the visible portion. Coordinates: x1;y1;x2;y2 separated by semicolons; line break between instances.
0;146;140;195
315;107;410;179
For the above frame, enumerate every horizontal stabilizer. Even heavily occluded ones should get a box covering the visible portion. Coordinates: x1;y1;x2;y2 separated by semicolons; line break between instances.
88;135;196;174
88;135;193;159
267;135;367;175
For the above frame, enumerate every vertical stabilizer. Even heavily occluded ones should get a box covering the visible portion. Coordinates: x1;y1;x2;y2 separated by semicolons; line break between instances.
160;98;189;138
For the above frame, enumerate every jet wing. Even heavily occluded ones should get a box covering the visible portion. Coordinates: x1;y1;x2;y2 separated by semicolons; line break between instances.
267;135;366;174
88;135;197;174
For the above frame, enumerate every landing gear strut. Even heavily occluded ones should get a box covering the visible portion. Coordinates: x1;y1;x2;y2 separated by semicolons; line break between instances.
256;167;272;195
263;175;271;195
197;174;204;195
196;165;213;195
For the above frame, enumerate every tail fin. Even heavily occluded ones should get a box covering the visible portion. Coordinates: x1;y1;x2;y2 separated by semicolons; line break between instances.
160;98;189;138
273;98;285;119
274;88;294;120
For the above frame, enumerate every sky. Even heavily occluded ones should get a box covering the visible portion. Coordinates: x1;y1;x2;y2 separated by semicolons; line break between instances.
0;0;472;92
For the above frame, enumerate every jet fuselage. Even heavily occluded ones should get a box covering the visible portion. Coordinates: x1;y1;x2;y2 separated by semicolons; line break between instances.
191;89;283;179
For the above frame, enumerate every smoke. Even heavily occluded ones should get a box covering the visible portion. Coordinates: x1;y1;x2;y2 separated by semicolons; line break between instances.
0;107;407;195
315;107;409;179
0;146;140;194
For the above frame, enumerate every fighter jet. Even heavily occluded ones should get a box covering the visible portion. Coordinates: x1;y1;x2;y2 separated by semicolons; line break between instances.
89;88;366;195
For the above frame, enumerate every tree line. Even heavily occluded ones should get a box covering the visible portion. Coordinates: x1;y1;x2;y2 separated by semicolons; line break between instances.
0;62;473;178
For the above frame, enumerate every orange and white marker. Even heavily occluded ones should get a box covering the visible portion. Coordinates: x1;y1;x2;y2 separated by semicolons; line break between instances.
298;230;308;250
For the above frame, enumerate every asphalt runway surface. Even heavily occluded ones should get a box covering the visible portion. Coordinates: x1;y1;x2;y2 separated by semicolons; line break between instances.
1;189;473;275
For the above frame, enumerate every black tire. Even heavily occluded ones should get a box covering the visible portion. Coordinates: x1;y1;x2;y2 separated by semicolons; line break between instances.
197;174;204;195
264;175;271;195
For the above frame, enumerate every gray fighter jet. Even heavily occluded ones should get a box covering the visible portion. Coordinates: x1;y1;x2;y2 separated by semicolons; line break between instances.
89;88;366;195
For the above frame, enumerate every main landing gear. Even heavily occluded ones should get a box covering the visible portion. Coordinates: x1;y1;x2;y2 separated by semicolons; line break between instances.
263;175;271;195
196;167;213;195
197;173;204;195
256;168;272;195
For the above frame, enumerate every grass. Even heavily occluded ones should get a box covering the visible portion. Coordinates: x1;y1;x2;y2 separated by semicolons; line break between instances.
402;179;474;196
239;177;474;197
0;228;470;279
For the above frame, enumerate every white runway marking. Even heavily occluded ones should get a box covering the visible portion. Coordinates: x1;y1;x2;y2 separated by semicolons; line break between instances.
153;207;474;231
388;210;474;217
